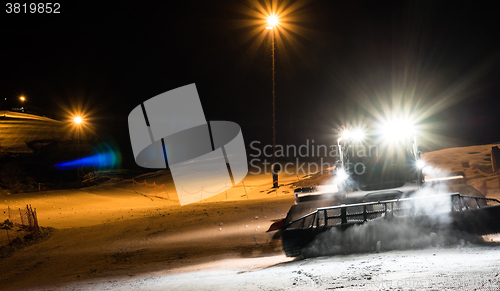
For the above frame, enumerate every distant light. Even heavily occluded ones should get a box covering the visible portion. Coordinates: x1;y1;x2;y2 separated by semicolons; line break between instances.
73;116;83;125
20;96;25;101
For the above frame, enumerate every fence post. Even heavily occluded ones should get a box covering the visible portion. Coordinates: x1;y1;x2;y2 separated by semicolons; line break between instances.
32;208;39;236
26;205;33;231
19;208;24;227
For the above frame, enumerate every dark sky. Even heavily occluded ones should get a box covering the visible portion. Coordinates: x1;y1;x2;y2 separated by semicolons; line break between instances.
1;0;499;165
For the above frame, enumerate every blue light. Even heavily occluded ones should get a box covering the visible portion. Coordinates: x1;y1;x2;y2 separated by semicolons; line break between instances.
56;153;116;170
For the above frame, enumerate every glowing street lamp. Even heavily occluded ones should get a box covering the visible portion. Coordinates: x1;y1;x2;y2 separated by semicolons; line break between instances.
19;96;26;112
73;116;83;125
267;13;280;188
266;14;279;29
241;2;306;187
73;115;84;188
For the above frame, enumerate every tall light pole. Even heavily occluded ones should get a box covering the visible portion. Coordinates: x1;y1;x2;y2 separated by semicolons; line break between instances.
20;96;26;112
267;14;279;188
73;116;83;188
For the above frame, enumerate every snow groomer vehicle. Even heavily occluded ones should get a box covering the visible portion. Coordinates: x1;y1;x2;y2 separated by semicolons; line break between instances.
268;119;500;257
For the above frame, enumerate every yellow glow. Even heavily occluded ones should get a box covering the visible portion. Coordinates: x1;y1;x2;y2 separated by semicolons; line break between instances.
73;116;83;125
20;96;25;101
267;14;279;27
59;100;96;141
235;0;311;65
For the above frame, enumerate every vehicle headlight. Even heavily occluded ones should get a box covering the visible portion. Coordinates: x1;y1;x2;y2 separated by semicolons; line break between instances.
381;120;414;141
340;128;365;142
336;168;349;182
340;129;351;140
416;159;425;169
351;128;365;142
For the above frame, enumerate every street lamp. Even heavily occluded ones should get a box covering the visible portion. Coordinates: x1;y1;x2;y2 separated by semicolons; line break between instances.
73;116;84;188
19;96;26;112
73;116;83;125
267;14;279;188
242;2;305;187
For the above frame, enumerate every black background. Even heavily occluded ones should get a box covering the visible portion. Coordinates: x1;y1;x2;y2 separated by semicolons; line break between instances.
1;0;499;166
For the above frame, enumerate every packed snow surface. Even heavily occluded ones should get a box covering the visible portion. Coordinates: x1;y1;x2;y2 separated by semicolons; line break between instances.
0;143;500;290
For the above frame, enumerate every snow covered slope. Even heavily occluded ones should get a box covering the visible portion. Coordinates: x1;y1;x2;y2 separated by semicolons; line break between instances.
0;111;69;153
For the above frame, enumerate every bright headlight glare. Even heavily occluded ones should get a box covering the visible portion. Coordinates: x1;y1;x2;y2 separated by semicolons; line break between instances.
416;159;425;169
340;128;365;142
351;129;365;141
341;129;350;139
381;120;414;140
336;168;348;181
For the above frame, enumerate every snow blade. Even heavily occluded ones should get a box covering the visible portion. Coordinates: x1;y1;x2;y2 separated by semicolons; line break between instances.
281;193;500;257
267;219;285;232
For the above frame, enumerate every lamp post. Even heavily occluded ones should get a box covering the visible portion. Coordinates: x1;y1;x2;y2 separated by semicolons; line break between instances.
73;116;83;188
20;96;25;112
267;14;279;188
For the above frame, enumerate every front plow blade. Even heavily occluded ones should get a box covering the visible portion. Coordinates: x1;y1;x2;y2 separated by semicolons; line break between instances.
281;194;500;257
450;196;500;235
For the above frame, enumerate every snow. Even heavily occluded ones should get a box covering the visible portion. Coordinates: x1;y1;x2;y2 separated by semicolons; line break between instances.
0;111;59;123
106;246;500;290
0;143;500;290
422;144;500;197
0;111;68;153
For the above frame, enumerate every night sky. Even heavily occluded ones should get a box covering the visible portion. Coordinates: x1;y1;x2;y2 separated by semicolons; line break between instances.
2;0;499;166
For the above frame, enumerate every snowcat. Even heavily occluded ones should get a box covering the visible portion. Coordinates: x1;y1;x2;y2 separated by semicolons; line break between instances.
268;122;500;257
